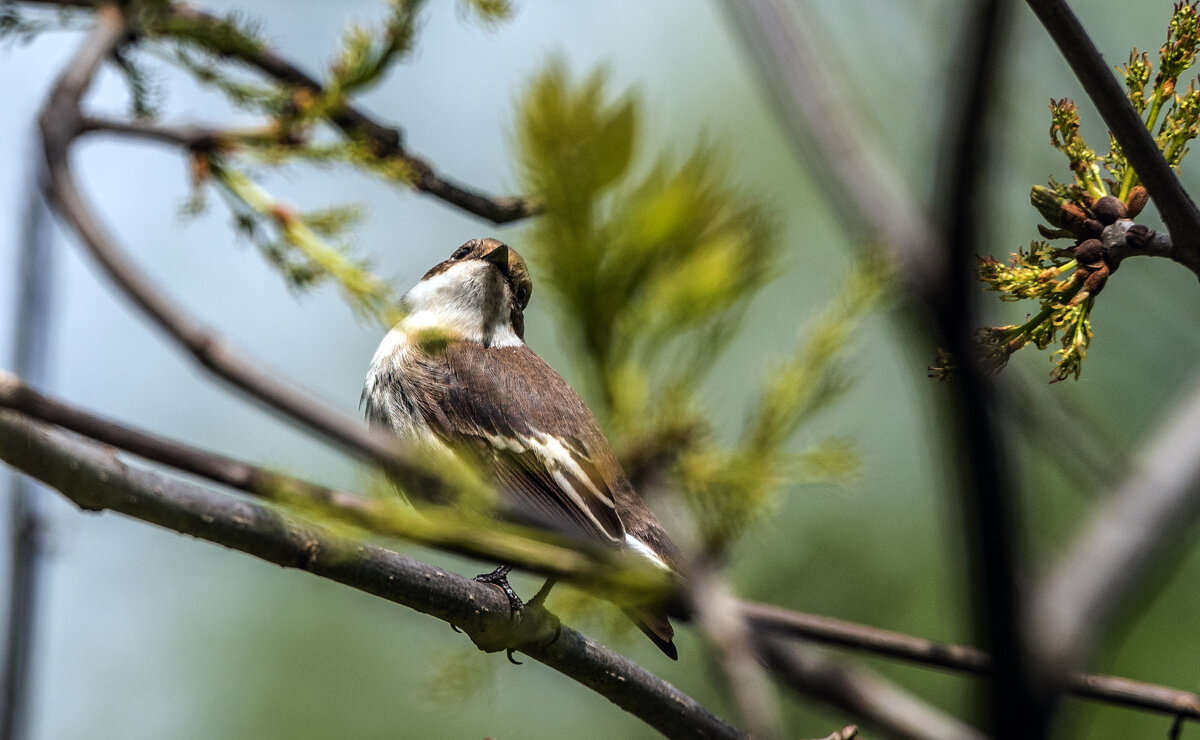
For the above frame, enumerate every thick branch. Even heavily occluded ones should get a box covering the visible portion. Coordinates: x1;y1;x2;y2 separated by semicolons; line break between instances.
0;409;742;740
3;374;1197;726
0;370;669;597
1025;0;1200;276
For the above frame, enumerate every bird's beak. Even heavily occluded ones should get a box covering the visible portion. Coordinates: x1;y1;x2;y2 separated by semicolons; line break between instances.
482;243;510;275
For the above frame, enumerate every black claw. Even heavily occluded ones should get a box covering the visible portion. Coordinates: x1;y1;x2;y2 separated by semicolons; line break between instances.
506;649;523;665
450;623;462;633
473;565;524;613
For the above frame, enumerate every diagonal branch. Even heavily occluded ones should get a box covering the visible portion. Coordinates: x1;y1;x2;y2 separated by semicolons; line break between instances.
38;3;453;501
0;407;744;740
756;638;984;740
1025;0;1200;275
0;369;669;597
1028;368;1200;695
4;372;1198;728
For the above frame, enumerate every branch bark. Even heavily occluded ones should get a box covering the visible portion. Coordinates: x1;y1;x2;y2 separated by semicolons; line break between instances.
0;408;743;740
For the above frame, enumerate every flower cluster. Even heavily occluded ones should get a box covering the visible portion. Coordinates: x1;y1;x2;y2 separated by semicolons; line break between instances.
950;2;1200;382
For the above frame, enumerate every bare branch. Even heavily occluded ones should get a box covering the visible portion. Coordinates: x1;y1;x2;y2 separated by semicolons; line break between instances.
0;408;743;740
1025;0;1200;276
742;601;1200;722
4;370;1198;728
1028;369;1200;689
726;0;1035;733
689;566;784;738
0;370;670;598
1;157;56;740
720;0;941;292
756;638;985;740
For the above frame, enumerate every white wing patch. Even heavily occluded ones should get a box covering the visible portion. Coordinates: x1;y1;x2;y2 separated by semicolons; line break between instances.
625;534;671;571
485;429;621;542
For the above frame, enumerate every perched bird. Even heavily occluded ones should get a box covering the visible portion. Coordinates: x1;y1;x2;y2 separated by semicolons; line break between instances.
363;238;683;659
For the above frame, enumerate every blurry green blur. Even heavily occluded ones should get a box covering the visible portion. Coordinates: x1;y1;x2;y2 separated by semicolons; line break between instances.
2;1;1200;739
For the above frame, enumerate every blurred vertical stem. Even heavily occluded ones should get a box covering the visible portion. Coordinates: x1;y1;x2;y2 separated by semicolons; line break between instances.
2;159;55;740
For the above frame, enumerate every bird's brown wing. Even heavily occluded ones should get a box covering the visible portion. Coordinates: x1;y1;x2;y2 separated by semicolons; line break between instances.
414;341;626;545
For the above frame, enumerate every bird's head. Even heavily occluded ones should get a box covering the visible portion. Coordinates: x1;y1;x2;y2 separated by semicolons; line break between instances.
400;238;533;347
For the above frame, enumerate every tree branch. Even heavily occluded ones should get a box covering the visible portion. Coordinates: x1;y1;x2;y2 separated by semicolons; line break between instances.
1025;0;1200;276
158;4;538;225
0;370;670;598
755;637;984;740
0;408;743;740
688;566;784;738
1028;367;1200;696
3;373;1198;729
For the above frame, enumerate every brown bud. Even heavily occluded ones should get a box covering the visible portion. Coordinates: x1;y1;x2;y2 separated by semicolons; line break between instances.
1038;224;1073;239
1092;195;1126;224
1125;186;1149;218
1082;219;1104;238
1073;238;1106;267
1082;263;1110;296
1125;223;1153;250
1059;202;1089;233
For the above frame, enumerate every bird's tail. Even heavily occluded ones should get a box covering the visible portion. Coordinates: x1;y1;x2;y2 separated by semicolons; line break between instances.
625;607;678;660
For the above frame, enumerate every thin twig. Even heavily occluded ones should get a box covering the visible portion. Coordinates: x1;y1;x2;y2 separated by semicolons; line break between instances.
0;408;743;740
931;0;1041;735
161;5;538;225
741;601;1200;721
1025;0;1200;276
726;0;1035;734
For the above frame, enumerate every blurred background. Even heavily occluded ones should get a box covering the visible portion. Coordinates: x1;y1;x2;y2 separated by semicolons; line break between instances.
3;1;1200;737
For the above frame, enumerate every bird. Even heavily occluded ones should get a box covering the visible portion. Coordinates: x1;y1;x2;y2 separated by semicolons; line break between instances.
363;237;684;659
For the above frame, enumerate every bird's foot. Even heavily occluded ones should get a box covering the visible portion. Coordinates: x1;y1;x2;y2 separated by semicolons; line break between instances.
473;565;524;613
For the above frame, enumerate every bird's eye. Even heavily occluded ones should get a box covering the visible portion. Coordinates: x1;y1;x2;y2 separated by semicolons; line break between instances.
452;246;472;260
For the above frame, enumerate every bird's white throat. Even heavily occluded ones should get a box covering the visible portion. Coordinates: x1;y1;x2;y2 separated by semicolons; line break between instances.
394;261;523;349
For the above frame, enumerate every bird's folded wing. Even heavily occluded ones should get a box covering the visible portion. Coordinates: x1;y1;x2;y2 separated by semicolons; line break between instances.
419;342;626;545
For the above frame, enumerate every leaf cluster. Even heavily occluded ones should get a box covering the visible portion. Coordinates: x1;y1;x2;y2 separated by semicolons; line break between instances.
516;63;875;552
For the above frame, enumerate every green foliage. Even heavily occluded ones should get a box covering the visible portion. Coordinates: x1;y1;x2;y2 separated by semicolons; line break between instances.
203;157;402;325
516;63;873;552
327;0;424;97
968;3;1200;382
